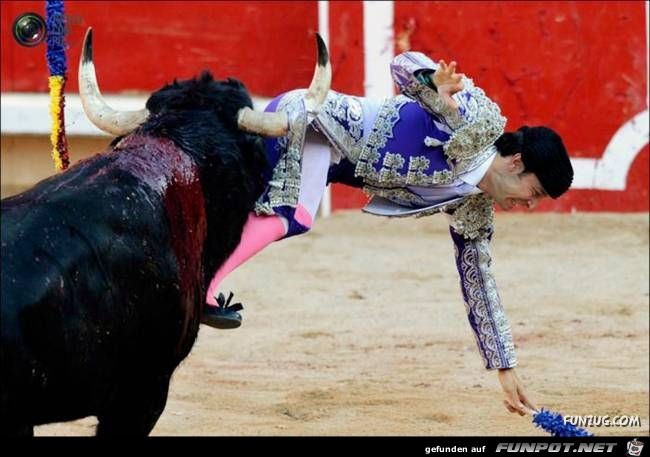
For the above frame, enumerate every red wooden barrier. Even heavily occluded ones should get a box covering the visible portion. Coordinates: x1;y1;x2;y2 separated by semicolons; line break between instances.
2;1;647;211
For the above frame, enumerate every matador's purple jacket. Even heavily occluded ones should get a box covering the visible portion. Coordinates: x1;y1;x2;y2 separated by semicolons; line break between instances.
257;52;516;370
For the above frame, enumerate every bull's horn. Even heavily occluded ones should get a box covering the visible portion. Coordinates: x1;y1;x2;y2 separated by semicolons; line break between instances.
237;32;331;137
78;28;149;136
304;33;332;115
236;109;289;138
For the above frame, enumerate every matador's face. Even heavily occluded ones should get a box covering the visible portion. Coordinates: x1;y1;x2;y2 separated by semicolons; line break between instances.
495;172;547;211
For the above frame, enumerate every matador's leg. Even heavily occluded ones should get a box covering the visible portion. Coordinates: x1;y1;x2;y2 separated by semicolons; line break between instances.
202;129;332;329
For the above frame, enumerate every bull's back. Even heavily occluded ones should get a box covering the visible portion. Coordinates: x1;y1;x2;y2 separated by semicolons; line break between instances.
0;154;189;424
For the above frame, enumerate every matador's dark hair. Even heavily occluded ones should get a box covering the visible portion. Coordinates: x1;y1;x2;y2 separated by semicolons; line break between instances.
495;126;573;198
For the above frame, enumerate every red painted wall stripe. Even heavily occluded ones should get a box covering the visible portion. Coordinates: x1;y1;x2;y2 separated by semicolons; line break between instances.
1;1;318;95
327;1;369;210
393;1;648;212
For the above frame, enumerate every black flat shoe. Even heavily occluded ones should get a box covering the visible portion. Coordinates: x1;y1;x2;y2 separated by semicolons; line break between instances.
201;292;243;329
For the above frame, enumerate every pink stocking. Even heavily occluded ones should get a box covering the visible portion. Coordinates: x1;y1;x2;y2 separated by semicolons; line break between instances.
205;212;287;305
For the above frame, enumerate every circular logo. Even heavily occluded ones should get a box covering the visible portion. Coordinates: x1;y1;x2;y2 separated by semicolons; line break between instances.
12;13;47;47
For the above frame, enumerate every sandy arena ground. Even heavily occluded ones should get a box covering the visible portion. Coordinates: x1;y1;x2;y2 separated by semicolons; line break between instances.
34;211;649;436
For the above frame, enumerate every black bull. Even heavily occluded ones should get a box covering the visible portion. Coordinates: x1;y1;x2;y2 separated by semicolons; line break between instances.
0;73;268;435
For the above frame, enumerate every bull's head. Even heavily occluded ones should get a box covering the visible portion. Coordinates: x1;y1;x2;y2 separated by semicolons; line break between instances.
78;28;331;138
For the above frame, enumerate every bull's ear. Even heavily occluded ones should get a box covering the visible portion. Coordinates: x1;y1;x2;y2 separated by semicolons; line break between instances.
78;27;150;136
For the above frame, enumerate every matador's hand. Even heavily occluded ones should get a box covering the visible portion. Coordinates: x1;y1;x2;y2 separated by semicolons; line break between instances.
432;59;464;110
497;368;538;416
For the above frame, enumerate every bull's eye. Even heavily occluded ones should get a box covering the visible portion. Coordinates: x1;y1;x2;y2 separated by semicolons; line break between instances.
13;13;47;47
